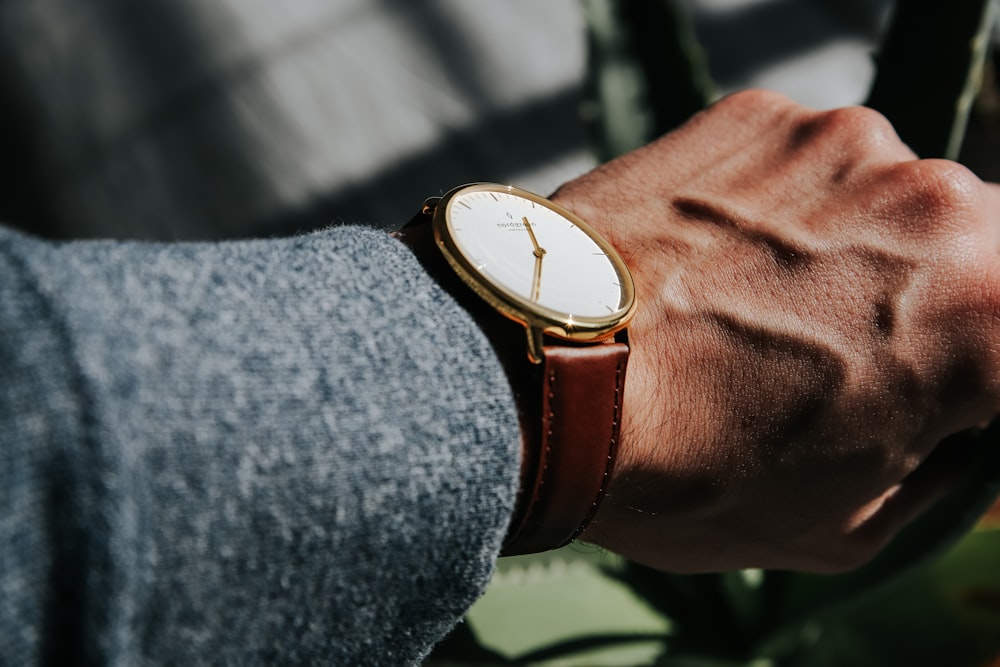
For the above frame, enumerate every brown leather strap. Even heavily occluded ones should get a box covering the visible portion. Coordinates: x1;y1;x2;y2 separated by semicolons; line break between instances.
395;209;628;555
501;342;628;555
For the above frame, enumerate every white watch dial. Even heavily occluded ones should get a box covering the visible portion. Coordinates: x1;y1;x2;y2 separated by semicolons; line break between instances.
443;186;630;323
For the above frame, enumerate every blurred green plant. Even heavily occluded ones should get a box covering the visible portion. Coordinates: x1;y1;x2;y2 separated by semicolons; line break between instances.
867;0;996;160
428;1;1000;664
579;0;715;162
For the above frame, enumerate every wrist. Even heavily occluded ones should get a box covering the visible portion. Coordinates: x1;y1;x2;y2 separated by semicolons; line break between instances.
395;184;635;555
393;213;538;533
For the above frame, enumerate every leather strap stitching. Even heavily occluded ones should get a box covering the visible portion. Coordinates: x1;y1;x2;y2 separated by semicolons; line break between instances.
565;355;625;543
537;366;556;508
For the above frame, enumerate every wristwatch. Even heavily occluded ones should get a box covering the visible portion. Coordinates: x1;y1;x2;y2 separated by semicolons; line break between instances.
396;183;636;555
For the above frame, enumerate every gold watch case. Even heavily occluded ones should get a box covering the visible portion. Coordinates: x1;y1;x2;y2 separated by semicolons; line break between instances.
424;183;636;363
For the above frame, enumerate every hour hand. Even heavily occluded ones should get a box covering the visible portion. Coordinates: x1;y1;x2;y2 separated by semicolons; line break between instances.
530;251;543;302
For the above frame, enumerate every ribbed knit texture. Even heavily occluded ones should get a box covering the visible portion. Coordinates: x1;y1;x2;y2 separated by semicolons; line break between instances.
0;224;521;665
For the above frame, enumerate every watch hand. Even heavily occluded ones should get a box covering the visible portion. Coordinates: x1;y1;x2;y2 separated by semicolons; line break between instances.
523;217;546;301
530;252;544;302
522;217;546;258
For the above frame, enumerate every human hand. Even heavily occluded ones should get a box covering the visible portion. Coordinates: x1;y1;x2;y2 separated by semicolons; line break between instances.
551;90;1000;573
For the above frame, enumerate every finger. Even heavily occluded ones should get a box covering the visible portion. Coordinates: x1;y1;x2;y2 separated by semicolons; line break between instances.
844;430;983;563
671;103;919;223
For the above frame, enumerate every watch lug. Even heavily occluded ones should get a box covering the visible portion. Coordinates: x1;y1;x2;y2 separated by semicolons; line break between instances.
421;197;442;217
526;327;544;365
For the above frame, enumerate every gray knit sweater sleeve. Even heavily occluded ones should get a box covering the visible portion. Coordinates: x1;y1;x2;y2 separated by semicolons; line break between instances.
0;224;521;665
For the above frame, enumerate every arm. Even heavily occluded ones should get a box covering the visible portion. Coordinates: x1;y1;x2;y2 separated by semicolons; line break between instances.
0;225;521;665
4;88;999;665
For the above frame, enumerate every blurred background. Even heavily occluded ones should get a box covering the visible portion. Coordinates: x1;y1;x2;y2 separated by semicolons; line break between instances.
0;0;892;240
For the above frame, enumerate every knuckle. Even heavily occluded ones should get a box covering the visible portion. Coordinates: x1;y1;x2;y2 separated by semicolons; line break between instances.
875;159;983;234
722;88;795;110
710;89;804;123
907;159;980;214
793;105;898;153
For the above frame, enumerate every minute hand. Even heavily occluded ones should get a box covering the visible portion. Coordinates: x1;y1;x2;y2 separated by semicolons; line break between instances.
522;216;545;255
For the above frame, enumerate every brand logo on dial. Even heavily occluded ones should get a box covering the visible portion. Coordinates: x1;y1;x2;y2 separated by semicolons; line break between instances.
495;221;536;231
